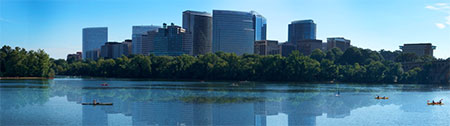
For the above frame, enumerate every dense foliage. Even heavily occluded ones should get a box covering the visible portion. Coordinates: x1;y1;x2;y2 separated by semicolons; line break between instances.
51;47;441;84
2;45;443;84
0;46;54;77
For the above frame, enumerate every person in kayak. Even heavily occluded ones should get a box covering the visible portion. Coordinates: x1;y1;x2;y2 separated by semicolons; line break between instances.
437;99;443;104
376;95;380;99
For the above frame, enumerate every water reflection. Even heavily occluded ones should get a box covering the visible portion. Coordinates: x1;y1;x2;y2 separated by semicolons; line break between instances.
1;79;450;125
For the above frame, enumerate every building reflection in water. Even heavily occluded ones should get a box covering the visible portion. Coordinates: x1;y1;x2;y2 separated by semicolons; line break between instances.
74;93;336;126
58;82;404;126
4;80;448;125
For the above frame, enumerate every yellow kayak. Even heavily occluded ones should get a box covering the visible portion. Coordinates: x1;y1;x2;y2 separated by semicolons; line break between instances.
427;103;444;105
375;97;389;99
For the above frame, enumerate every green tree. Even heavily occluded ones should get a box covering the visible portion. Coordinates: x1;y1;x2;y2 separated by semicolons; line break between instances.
400;67;422;83
310;49;326;62
338;47;363;65
395;53;419;62
128;55;152;77
364;61;387;83
325;48;343;62
319;59;338;81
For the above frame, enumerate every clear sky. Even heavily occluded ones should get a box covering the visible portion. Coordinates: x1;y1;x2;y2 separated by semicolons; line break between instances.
1;0;449;59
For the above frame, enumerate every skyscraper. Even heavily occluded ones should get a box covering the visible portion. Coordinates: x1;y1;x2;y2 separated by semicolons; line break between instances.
82;27;107;60
183;10;213;56
141;30;158;55
212;10;256;55
288;20;316;43
151;23;186;56
252;11;267;41
132;25;160;54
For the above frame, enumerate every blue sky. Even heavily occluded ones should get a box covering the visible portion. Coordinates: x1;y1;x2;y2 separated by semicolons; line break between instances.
1;0;449;59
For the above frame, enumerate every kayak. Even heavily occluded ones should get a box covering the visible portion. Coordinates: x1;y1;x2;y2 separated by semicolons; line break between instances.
82;103;113;105
375;97;389;99
427;103;444;105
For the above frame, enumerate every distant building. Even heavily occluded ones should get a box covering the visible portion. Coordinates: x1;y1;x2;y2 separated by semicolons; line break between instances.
85;49;100;60
132;25;160;55
254;40;279;55
400;43;436;57
322;43;327;51
122;39;132;55
183;10;213;56
327;37;351;51
141;30;159;55
100;42;130;59
212;10;257;55
151;23;187;56
252;11;267;41
297;39;323;55
288;20;316;43
280;42;297;57
67;52;82;61
82;27;107;60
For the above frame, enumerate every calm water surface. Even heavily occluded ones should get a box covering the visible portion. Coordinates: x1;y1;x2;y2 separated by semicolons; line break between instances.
1;78;450;126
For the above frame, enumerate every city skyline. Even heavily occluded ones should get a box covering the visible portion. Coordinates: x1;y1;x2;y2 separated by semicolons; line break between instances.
1;0;449;59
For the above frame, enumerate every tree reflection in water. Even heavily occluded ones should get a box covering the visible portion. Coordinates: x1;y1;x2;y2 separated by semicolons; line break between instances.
0;79;446;126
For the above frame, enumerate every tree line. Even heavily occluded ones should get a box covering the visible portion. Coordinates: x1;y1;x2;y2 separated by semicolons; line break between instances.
0;46;54;77
1;45;445;84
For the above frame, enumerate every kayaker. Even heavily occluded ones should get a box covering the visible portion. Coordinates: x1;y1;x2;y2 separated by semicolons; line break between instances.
432;100;435;104
438;99;443;104
376;95;380;99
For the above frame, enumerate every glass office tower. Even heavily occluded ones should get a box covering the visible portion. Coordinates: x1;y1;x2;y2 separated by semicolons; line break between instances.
213;10;256;55
288;20;316;43
151;23;186;56
183;10;212;56
82;27;107;60
132;25;160;54
252;11;267;41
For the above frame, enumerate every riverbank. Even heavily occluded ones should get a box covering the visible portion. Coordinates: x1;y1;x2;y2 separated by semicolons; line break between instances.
0;77;54;80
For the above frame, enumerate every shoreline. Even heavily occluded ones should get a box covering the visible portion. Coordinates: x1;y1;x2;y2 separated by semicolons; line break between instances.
0;77;54;80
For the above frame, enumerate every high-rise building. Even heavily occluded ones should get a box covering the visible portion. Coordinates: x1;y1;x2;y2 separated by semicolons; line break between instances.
297;39;323;55
182;10;213;56
212;10;256;55
151;23;187;56
122;39;132;55
400;43;436;57
327;37;351;51
254;40;279;55
100;42;130;59
139;30;159;55
132;25;160;54
82;27;107;60
252;11;267;41
288;20;316;43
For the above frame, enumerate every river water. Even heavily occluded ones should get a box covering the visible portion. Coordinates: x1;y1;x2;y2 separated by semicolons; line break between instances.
1;78;449;126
